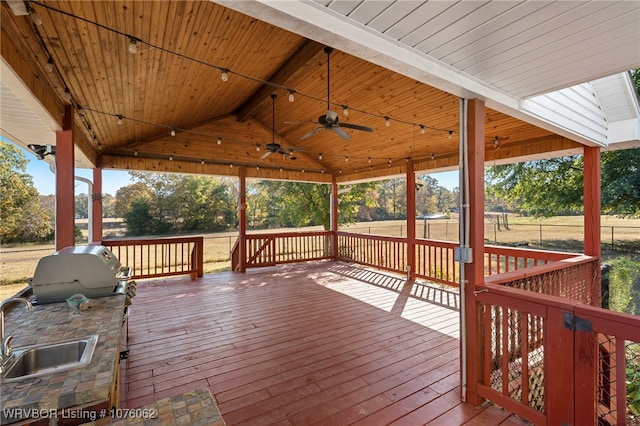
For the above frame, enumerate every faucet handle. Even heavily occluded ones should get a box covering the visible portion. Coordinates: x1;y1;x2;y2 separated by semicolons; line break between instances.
2;335;13;358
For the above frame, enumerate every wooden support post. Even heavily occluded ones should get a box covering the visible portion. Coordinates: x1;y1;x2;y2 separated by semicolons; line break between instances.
330;175;338;260
55;105;75;251
239;166;247;272
464;98;485;406
406;160;416;281
92;168;103;243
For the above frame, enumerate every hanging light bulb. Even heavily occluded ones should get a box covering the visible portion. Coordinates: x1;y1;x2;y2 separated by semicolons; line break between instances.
230;163;234;168
342;106;349;117
220;68;229;82
29;8;43;25
201;160;205;165
45;57;54;73
344;155;348;162
288;90;295;102
64;88;72;101
134;150;138;156
280;167;283;172
420;125;425;135
169;155;173;161
387;159;391;167
256;165;260;170
431;153;435;160
318;153;323;160
170;128;176;137
448;130;453;140
116;115;124;125
384;117;391;127
77;106;86;117
217;137;222;145
128;38;138;54
256;144;261;152
368;157;371;163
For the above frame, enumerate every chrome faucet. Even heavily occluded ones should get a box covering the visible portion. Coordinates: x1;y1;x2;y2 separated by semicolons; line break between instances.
1;297;33;372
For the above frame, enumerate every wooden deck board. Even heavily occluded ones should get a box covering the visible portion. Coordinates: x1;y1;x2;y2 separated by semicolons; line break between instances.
123;261;523;425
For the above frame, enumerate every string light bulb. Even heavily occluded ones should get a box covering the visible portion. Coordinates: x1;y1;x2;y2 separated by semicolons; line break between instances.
256;144;261;152
169;155;173;161
220;68;229;82
64;88;72;101
128;38;138;54
318;153;323;160
230;163;234;168
288;90;295;102
170;128;176;136
134;150;138;156
116;115;124;125
384;117;391;127
201;160;205;165
29;7;43;25
431;153;435;160
387;159;392;167
420;125;425;135
45;57;54;73
368;157;371;163
217;137;222;145
448;130;453;140
342;106;349;117
344;155;349;162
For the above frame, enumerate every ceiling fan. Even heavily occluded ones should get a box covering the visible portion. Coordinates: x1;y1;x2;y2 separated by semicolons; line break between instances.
297;46;373;140
261;94;301;160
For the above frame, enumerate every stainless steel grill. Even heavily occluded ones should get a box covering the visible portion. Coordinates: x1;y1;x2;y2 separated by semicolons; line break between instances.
30;245;133;303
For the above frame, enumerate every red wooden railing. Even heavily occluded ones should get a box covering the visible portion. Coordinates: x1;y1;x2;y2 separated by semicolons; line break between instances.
239;231;332;269
336;232;407;274
415;239;458;286
102;236;203;280
484;245;575;276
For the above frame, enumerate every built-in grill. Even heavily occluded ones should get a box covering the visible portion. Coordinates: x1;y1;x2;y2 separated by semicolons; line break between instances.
29;245;135;304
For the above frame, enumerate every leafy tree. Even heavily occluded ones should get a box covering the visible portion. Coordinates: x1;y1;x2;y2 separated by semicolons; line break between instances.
486;157;584;217
102;194;116;218
601;149;640;217
114;182;153;219
75;193;88;218
174;176;235;231
254;181;376;230
0;141;52;243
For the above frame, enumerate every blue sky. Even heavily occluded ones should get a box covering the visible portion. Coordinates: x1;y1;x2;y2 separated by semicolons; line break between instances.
5;136;459;195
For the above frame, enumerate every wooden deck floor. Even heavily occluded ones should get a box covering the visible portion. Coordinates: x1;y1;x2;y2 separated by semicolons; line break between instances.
123;261;525;425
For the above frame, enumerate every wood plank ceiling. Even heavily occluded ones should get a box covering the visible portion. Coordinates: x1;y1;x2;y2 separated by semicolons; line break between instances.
0;1;583;183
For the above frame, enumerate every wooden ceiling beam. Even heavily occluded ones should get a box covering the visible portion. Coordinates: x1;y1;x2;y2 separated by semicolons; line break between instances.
235;39;326;122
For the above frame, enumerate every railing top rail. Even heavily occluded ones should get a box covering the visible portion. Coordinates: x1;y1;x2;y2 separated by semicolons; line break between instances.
478;282;583;312
415;238;458;248
246;230;331;239
102;236;203;245
484;244;579;261
484;254;598;286
336;231;406;243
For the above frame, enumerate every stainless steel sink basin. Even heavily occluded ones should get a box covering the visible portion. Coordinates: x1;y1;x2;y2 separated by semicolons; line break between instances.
2;335;99;382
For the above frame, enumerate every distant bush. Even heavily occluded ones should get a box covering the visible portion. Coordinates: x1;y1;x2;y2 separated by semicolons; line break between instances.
606;256;640;315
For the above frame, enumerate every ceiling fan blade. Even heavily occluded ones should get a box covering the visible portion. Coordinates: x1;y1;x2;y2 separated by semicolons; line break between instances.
300;127;323;140
332;126;351;140
340;123;373;132
260;151;271;160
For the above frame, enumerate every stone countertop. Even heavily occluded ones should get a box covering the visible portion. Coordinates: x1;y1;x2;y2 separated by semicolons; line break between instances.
0;295;125;425
83;388;225;426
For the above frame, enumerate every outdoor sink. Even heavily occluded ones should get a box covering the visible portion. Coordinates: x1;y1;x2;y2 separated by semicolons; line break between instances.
2;335;99;382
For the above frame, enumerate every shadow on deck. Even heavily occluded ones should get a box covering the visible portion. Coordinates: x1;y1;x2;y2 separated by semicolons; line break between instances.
122;261;525;425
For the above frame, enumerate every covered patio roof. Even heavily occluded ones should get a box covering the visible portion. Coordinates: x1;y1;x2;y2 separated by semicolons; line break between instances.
1;0;639;184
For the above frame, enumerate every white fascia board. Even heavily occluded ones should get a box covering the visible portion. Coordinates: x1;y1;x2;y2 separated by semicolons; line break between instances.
609;118;640;145
1;58;61;132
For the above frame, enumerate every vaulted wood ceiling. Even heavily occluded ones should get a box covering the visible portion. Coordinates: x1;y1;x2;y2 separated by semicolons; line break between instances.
1;1;584;183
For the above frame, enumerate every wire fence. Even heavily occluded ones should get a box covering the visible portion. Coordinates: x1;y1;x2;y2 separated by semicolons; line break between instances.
2;222;640;286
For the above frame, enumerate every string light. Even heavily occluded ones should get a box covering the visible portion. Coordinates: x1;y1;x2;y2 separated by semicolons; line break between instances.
342;106;349;117
30;2;456;139
344;155;348;162
128;38;138;54
420;125;425;135
29;7;43;25
368;157;371;163
448;130;453;140
256;144;261;152
170;128;176;136
217;137;222;145
384;117;391;127
169;155;173;161
318;153;323;160
64;88;72;101
134;150;138;156
116;115;124;125
288;90;295;102
387;159;391;167
45;57;54;72
201;160;205;165
230;163;233;168
431;153;435;160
